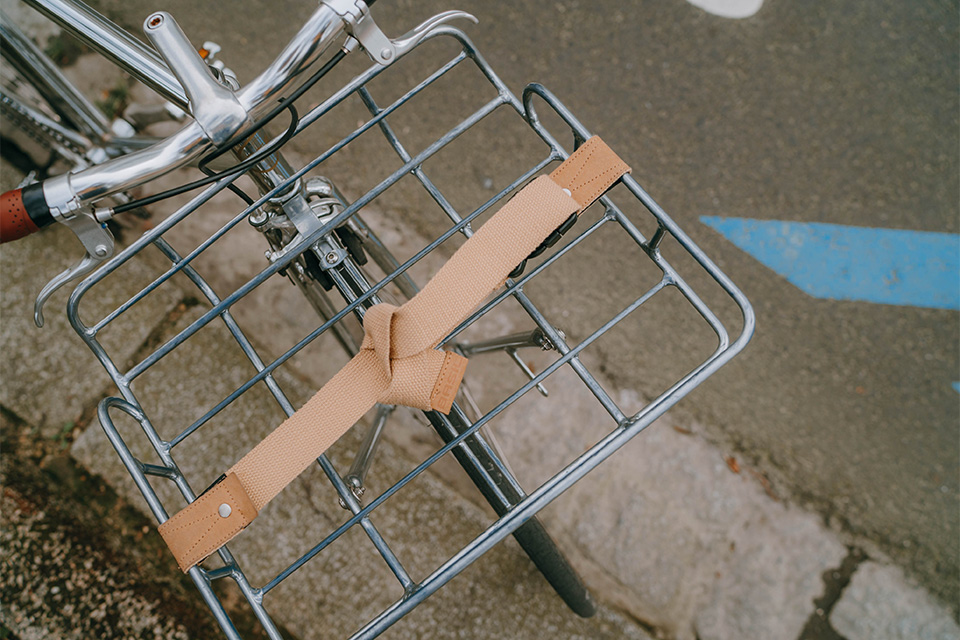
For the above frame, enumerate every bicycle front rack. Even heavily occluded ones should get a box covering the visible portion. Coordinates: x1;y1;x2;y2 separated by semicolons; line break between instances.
68;26;754;640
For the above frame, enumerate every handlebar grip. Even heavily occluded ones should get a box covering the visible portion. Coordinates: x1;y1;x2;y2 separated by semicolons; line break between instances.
1;183;54;243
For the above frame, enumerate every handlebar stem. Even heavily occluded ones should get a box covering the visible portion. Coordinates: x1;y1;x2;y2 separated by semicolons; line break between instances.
42;2;347;213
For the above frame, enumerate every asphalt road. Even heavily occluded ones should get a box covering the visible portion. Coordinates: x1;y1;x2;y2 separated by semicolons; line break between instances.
49;0;960;611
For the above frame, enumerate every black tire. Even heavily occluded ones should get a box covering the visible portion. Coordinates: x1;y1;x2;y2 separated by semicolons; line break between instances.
424;406;597;618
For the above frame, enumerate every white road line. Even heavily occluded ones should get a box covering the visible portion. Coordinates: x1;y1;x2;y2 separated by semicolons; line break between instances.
685;0;764;18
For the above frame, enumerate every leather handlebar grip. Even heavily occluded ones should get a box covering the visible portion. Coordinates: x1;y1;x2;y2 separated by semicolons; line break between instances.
1;184;53;243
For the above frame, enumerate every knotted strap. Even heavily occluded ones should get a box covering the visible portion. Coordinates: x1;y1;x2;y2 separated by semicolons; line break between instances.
159;136;630;571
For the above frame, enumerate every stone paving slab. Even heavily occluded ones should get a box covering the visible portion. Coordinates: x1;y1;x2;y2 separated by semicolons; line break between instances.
440;314;847;640
0;410;265;640
831;562;960;640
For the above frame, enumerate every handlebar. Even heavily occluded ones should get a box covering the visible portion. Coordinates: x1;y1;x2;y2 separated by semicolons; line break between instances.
0;185;54;242
0;0;476;329
1;1;348;242
1;0;475;245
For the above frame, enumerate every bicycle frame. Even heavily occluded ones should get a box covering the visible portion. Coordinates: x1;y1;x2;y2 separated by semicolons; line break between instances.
0;14;159;169
5;3;755;638
24;0;187;108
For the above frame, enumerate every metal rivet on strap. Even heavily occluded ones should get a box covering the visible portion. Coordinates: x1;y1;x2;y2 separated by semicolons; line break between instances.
218;503;232;518
562;188;572;196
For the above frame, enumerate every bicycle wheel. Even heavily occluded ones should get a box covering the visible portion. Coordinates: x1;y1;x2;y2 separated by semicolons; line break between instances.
297;210;596;618
424;408;597;617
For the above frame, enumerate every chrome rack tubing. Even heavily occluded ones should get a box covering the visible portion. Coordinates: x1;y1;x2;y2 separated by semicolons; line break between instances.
345;404;395;494
42;2;347;208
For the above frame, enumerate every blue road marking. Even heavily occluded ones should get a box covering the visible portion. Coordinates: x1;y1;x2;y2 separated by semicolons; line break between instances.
701;217;960;310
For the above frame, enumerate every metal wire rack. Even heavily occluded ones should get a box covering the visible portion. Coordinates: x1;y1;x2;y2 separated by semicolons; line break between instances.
66;26;754;640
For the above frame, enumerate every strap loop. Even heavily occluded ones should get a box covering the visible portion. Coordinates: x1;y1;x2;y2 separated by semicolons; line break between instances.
360;302;467;411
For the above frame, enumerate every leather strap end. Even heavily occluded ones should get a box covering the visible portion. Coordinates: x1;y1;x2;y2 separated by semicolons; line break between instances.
548;136;631;211
158;472;257;572
430;351;468;414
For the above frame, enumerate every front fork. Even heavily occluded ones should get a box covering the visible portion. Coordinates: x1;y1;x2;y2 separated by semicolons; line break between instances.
235;121;398;504
235;128;376;330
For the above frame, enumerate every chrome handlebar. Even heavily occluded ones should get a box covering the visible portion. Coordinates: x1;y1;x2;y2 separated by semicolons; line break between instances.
29;0;475;326
45;2;349;212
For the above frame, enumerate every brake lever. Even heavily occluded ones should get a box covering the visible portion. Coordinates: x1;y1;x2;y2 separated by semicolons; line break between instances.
325;1;477;65
34;211;113;327
390;11;479;57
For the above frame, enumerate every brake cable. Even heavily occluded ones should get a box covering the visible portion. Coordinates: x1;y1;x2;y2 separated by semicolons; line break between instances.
112;49;347;214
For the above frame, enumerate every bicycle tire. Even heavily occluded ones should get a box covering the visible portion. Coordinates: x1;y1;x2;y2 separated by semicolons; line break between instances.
306;218;597;618
424;408;597;618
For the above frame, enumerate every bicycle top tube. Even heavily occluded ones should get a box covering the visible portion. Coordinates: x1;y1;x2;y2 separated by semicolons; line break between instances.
24;0;189;109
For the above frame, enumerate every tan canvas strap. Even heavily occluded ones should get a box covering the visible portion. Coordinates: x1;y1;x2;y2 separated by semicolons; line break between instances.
159;136;629;571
